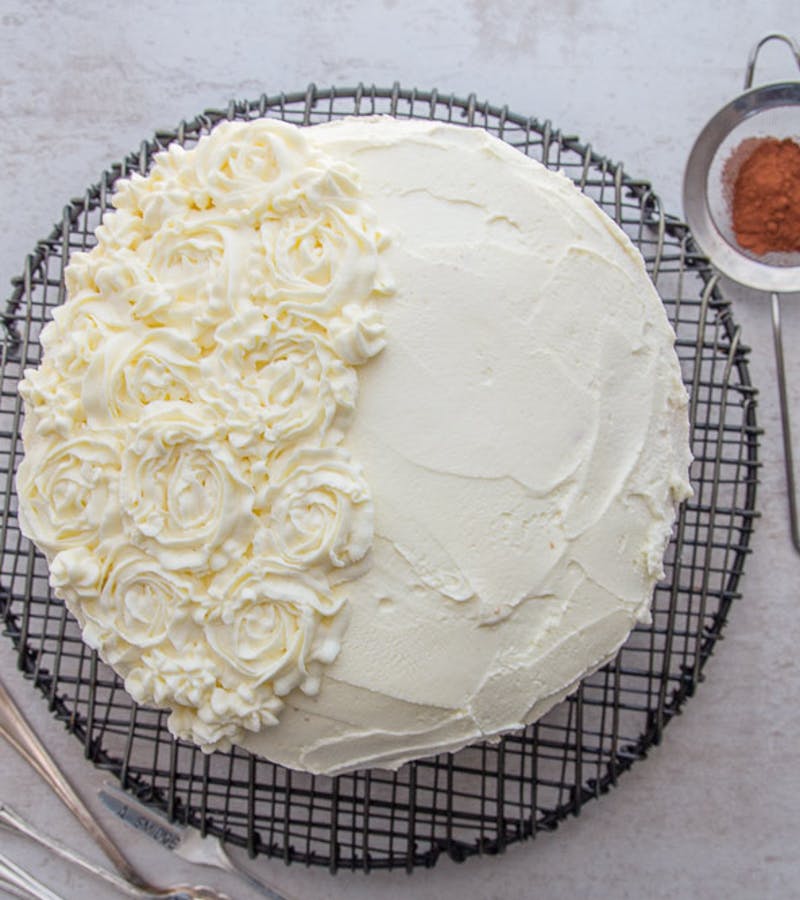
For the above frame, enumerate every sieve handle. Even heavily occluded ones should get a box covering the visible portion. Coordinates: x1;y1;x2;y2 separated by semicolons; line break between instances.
744;33;800;90
770;293;800;555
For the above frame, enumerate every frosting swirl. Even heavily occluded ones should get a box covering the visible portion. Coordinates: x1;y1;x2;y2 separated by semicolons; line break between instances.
120;402;255;573
202;328;358;452
204;561;343;696
260;204;383;315
67;545;195;667
16;433;122;557
83;330;201;425
192;119;316;212
17;117;391;751
266;447;373;569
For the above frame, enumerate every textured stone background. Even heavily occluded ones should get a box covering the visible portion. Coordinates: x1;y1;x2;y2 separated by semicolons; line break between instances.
1;2;798;898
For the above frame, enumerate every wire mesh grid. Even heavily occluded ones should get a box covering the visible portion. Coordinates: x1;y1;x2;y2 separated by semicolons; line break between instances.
0;84;759;873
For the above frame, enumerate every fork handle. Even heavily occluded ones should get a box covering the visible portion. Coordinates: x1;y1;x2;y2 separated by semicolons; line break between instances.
0;802;149;898
0;676;146;889
0;850;63;900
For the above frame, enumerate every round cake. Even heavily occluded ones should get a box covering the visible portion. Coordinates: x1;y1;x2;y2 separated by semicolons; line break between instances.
17;115;692;775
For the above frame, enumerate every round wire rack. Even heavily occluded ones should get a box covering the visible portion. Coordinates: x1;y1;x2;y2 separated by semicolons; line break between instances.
0;85;759;873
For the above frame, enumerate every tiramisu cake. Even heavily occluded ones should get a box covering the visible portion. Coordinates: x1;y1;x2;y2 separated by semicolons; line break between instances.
17;116;692;775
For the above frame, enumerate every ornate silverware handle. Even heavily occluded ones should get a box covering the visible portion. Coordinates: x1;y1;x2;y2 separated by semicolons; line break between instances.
0;850;63;900
0;676;147;889
1;802;148;898
0;801;229;899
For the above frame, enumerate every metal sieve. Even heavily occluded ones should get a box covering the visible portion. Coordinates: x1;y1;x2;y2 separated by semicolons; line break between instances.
684;32;800;552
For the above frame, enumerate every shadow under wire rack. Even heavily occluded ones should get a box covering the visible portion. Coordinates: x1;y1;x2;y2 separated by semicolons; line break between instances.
0;84;759;873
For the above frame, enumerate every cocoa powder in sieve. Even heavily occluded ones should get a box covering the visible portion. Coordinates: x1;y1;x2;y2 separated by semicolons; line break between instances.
731;137;800;255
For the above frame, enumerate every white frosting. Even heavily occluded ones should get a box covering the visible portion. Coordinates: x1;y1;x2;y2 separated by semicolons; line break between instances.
242;118;692;773
18;116;692;775
18;118;391;752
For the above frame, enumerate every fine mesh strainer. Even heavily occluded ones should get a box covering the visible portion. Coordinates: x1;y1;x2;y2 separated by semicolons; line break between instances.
684;32;800;552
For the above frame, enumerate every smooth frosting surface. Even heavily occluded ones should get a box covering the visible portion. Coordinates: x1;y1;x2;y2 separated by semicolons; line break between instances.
245;118;692;773
18;115;692;774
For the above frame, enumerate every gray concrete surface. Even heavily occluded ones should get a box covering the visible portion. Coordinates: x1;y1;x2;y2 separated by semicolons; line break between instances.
1;2;798;898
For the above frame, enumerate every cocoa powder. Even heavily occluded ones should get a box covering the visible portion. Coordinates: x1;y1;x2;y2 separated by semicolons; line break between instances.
731;137;800;255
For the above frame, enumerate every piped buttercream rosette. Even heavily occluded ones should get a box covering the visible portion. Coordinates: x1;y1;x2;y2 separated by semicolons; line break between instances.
17;118;393;752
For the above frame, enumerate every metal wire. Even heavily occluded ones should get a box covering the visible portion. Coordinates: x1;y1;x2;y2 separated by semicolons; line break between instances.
0;84;759;872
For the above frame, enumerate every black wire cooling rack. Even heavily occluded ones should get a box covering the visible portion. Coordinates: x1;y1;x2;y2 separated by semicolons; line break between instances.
0;85;759;873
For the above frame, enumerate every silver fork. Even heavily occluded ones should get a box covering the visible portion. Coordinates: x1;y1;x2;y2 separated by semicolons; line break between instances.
0;802;222;900
0;676;227;899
